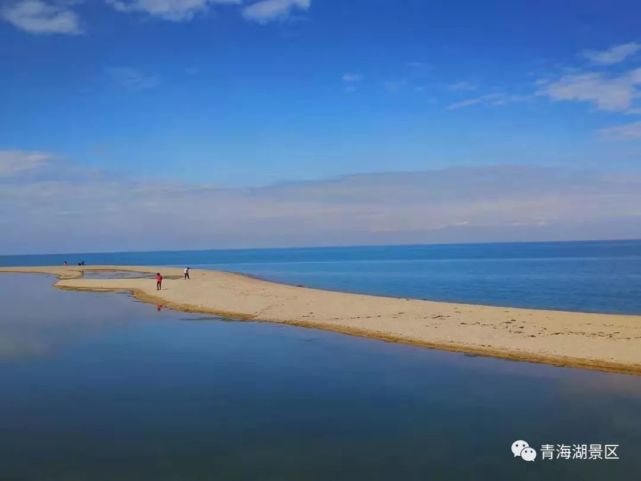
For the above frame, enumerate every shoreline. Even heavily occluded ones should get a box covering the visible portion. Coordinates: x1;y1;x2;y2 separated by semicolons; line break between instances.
241;270;638;317
2;265;641;375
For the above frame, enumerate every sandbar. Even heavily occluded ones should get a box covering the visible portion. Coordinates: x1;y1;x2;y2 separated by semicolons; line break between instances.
2;265;641;375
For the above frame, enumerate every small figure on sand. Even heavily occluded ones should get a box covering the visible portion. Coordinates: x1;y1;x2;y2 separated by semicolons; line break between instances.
156;272;163;290
184;267;190;280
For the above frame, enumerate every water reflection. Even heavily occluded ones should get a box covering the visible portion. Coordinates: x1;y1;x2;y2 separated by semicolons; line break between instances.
0;275;141;359
0;273;640;481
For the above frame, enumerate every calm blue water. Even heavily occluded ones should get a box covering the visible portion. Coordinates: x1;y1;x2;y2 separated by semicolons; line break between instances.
2;240;641;314
1;274;640;480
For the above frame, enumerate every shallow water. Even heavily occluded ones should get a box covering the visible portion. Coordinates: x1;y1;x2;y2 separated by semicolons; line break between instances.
1;274;640;480
2;240;641;314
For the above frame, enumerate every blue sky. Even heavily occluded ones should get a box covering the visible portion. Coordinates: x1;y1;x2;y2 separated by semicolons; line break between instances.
1;0;641;252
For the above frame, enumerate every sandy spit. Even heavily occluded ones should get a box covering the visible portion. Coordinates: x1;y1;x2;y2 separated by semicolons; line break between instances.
2;265;641;375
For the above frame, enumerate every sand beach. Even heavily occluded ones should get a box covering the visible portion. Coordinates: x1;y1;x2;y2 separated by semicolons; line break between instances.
2;265;641;375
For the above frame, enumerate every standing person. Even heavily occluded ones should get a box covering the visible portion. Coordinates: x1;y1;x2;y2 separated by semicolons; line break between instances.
184;267;190;280
156;272;163;290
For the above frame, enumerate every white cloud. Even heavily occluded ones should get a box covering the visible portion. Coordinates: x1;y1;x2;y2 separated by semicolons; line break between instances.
2;155;641;253
582;42;641;65
242;0;310;24
446;92;530;110
1;0;82;35
534;47;641;138
447;43;641;117
3;0;310;33
539;69;641;112
0;150;54;176
106;0;241;22
446;98;480;110
106;67;160;90
599;120;641;141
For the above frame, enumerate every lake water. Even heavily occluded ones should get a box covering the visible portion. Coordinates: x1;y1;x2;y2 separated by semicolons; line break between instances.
1;274;640;480
1;240;641;314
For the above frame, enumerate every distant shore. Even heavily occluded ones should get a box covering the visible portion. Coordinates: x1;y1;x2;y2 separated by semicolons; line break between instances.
2;265;641;375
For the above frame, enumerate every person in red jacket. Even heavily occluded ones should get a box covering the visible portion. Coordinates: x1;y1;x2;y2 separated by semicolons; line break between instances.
156;272;163;290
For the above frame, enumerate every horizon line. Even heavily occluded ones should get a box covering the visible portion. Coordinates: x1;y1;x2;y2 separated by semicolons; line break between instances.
2;237;640;259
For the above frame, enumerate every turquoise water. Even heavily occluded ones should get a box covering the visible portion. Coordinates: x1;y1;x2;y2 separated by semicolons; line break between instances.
2;240;641;314
1;274;640;480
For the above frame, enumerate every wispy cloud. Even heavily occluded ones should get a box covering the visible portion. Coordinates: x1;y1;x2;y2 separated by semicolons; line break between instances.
106;0;241;22
448;81;477;91
3;0;312;33
242;0;310;24
446;43;641;142
582;42;641;65
446;98;480;110
1;0;82;35
445;42;641;121
534;47;641;139
106;67;160;90
3;152;641;253
538;68;641;112
446;92;530;110
534;49;641;142
0;150;55;176
599;120;641;141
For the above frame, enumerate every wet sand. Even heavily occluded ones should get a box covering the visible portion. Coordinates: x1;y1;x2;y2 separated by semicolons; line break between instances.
2;265;641;375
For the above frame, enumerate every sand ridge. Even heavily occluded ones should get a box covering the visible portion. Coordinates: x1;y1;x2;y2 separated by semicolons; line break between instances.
2;265;641;375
